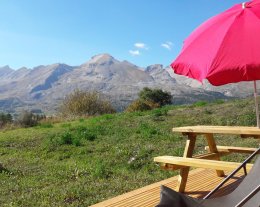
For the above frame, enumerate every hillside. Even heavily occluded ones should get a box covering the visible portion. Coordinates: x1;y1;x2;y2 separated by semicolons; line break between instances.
0;98;259;206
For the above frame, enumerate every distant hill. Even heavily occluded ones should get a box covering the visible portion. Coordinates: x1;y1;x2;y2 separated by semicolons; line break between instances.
0;53;255;114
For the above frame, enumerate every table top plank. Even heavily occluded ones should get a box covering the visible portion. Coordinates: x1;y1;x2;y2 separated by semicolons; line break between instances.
172;126;260;135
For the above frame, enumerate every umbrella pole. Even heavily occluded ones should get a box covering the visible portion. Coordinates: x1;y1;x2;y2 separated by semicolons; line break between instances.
254;81;260;128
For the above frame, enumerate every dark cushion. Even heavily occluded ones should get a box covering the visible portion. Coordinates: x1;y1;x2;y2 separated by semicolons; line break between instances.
155;185;204;207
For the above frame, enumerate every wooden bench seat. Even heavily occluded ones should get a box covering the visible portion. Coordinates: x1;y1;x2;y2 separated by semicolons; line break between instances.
154;156;253;172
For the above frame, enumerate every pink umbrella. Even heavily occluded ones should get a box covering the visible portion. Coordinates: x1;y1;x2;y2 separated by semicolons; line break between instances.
171;0;260;127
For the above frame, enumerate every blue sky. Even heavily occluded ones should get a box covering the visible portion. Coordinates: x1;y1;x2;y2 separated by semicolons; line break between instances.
0;0;243;69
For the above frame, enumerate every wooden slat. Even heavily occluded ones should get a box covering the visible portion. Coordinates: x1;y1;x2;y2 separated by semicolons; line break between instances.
206;145;258;154
154;156;253;172
91;168;245;207
161;152;228;171
172;125;260;136
193;152;228;159
90;169;203;207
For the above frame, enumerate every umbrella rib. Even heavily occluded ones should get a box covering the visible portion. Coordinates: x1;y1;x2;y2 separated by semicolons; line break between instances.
247;6;260;20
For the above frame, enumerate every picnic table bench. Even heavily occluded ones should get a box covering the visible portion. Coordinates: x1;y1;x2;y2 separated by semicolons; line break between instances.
92;125;260;206
154;125;260;192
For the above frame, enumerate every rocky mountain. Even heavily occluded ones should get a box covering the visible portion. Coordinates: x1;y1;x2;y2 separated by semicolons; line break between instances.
0;53;254;114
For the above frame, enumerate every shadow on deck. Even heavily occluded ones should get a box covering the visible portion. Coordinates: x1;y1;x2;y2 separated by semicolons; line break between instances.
91;168;245;207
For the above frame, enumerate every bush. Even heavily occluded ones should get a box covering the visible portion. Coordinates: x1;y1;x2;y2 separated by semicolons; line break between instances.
17;111;44;127
73;125;97;141
125;87;172;112
139;87;172;107
0;113;12;128
60;131;73;145
53;126;97;147
59;90;116;118
58;131;83;146
126;99;159;112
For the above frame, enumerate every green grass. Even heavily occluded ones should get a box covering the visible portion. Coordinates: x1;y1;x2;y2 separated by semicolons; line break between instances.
0;98;259;206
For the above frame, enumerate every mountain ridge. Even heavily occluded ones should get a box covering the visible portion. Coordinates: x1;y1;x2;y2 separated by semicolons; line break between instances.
0;53;254;114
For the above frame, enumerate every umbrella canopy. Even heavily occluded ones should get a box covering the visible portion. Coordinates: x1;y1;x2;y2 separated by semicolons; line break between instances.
171;0;260;127
172;0;260;86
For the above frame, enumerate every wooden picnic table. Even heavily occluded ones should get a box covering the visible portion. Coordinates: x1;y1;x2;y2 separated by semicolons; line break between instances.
154;126;260;193
93;125;260;206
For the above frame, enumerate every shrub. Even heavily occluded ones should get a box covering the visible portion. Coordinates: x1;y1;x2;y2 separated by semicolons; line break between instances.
55;126;97;147
17;110;44;127
126;87;172;112
139;87;172;107
72;136;82;146
126;99;159;112
59;90;116;118
0;113;12;128
73;125;97;141
60;131;73;145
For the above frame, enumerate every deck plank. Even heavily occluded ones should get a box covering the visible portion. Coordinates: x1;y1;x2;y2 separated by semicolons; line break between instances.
91;168;245;207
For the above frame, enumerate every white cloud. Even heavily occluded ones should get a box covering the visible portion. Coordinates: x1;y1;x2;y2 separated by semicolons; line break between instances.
161;41;173;50
129;50;140;56
134;42;148;50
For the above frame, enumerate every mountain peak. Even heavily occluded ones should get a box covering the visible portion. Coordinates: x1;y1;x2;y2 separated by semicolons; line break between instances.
87;53;118;65
0;66;14;77
145;64;163;72
0;65;13;71
17;67;29;71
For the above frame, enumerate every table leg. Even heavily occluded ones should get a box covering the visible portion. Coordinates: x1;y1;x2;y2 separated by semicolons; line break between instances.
205;133;225;177
175;133;196;193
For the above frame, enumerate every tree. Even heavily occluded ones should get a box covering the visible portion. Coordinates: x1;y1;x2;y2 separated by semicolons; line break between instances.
125;87;172;112
59;90;115;117
17;111;38;127
138;87;172;107
0;113;12;128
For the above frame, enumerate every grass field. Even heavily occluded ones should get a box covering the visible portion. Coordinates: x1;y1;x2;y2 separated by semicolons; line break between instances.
0;98;259;206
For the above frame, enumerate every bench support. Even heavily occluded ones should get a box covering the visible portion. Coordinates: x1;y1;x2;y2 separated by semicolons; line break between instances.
205;134;225;177
176;133;196;193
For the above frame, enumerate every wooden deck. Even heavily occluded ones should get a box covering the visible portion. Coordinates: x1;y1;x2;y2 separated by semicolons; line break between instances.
91;168;245;207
